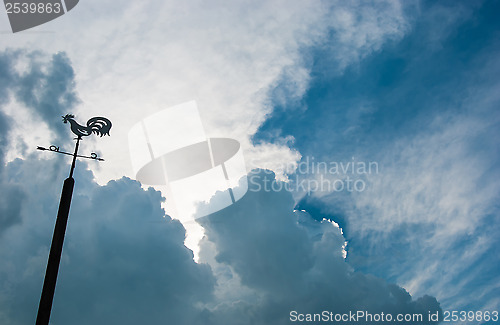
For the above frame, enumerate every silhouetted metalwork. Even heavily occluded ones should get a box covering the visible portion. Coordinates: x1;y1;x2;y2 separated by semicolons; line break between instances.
35;114;111;325
62;114;112;138
37;145;104;161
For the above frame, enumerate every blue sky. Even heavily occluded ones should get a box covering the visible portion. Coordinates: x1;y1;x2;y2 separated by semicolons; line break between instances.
255;0;500;313
1;1;499;324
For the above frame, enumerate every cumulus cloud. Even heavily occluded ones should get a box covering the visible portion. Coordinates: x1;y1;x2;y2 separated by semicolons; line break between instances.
0;50;81;159
0;2;445;323
196;170;440;325
1;50;214;324
251;1;500;313
0;53;441;322
13;51;80;144
0;49;81;236
0;158;215;325
0;159;441;325
0;111;25;234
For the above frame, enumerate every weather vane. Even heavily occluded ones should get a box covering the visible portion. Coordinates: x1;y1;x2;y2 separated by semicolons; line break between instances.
35;114;112;325
37;114;112;177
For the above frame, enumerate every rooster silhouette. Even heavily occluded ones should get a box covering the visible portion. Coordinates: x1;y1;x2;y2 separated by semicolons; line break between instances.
62;114;112;137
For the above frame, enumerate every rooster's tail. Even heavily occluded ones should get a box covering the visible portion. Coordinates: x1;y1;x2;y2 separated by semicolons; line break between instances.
87;117;112;137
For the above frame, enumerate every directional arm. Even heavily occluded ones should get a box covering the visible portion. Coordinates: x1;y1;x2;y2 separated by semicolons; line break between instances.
36;145;104;161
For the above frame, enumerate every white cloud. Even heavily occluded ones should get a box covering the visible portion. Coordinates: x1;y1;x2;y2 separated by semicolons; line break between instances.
1;0;411;184
0;4;444;323
0;91;441;324
1;0;413;257
324;79;500;309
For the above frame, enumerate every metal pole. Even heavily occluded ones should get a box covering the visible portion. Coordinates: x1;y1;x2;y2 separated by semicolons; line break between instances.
35;138;80;325
69;136;81;178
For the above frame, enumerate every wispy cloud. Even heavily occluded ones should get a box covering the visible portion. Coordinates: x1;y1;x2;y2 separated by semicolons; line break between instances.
1;0;412;183
261;1;500;312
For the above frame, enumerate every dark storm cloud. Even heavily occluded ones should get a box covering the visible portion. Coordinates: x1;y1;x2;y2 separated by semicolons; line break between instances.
0;160;441;325
1;49;207;322
13;51;80;144
1;49;442;325
0;50;21;165
197;170;441;325
0;162;442;325
0;176;25;236
0;50;18;106
0;157;215;325
0;49;215;325
0;51;24;234
0;49;79;144
0;49;81;235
